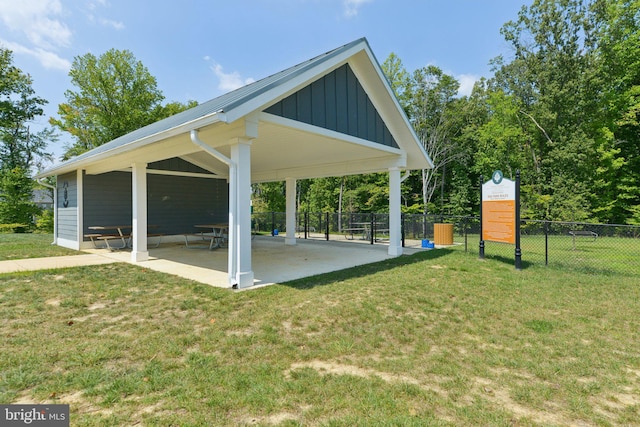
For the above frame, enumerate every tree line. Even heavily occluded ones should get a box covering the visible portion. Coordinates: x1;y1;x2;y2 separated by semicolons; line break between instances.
1;0;638;228
256;0;640;225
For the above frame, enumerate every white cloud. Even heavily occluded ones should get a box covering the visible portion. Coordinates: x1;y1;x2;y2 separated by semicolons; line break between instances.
457;74;479;97
100;18;124;30
0;0;72;49
208;60;255;92
344;0;372;17
0;0;72;70
0;39;71;71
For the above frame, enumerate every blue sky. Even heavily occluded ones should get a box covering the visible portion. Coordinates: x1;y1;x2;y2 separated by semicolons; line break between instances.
0;0;530;159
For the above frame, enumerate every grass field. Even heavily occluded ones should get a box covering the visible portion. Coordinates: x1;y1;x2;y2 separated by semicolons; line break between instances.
0;233;79;260
1;234;640;425
443;233;640;277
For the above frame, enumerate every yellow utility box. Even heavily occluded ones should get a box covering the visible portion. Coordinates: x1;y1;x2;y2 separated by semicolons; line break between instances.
433;223;454;245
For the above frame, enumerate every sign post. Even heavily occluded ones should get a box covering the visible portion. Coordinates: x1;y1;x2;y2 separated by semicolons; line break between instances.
480;170;522;270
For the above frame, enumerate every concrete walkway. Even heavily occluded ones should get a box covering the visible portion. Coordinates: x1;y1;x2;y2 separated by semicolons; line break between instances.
1;236;429;288
0;253;118;274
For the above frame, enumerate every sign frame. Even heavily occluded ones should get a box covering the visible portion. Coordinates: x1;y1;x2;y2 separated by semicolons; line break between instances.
479;170;522;270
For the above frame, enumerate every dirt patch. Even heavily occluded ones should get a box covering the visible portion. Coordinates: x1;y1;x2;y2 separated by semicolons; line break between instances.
286;360;446;395
240;411;300;425
13;390;112;417
88;302;107;311
45;298;61;306
472;377;574;426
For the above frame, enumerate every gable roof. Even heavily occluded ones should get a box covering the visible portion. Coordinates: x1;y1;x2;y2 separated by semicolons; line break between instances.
38;38;432;180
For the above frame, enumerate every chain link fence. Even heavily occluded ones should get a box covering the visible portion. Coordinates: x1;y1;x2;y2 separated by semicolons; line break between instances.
252;212;639;276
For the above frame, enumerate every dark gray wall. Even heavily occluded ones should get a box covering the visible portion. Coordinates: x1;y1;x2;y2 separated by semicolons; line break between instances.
149;157;214;175
264;63;398;148
147;174;228;234
83;171;132;236
82;171;228;239
57;172;78;242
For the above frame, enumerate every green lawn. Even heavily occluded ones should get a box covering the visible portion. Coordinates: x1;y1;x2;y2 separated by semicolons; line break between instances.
453;233;640;276
0;233;80;260
1;236;640;425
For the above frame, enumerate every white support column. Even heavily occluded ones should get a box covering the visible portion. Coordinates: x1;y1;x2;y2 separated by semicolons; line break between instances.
285;177;297;246
388;167;403;256
131;162;148;262
231;139;254;288
76;169;84;250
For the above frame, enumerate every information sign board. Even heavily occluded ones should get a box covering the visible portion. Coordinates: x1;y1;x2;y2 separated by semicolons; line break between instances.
482;170;516;244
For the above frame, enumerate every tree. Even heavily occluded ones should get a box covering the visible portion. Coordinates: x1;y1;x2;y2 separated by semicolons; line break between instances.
381;53;411;110
51;49;166;159
493;0;607;221
407;65;463;214
591;0;640;223
0;48;52;171
0;47;52;226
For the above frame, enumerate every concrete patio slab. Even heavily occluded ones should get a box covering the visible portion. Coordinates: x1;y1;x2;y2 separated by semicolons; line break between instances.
87;235;427;289
2;236;430;290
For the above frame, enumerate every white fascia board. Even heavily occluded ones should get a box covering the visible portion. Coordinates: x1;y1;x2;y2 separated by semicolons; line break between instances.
36;112;226;179
350;46;434;170
223;45;366;124
258;112;402;156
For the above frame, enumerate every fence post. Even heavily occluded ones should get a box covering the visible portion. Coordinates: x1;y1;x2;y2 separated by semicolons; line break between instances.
479;175;485;259
545;220;549;266
515;170;522;270
401;213;405;248
464;216;468;253
325;212;329;241
370;214;375;245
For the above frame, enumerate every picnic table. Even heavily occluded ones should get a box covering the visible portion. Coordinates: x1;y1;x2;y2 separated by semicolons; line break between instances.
86;225;131;250
342;222;390;242
86;225;163;250
342;222;369;240
184;224;228;250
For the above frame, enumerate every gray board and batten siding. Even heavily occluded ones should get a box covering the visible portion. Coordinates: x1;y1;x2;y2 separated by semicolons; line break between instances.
57;172;78;242
56;159;228;244
82;171;229;239
264;63;398;149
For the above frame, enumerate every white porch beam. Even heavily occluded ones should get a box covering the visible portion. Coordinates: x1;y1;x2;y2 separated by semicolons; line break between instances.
388;167;402;256
252;154;406;183
131;162;149;262
231;138;254;288
285;178;297;246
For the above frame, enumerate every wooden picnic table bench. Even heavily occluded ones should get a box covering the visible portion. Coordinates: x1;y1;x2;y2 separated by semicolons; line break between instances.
342;227;367;240
183;224;228;250
86;225;163;250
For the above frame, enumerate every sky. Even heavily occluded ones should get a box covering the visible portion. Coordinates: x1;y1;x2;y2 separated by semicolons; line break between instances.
0;0;531;161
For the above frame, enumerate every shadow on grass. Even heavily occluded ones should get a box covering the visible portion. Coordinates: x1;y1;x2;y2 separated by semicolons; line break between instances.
281;248;455;290
482;253;535;270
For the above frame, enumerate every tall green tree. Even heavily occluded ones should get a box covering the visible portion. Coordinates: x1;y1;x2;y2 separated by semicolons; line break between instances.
591;0;640;223
51;49;196;159
407;65;463;214
493;0;605;221
0;47;52;226
0;48;52;171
